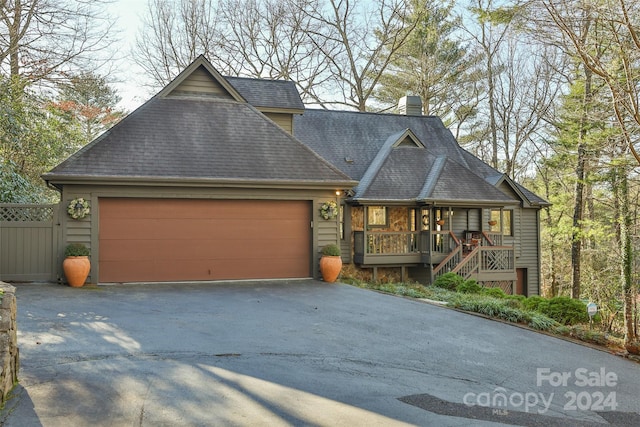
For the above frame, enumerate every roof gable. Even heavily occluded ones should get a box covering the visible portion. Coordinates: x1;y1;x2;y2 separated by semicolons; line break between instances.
355;148;516;204
157;55;246;102
392;129;424;148
355;129;424;197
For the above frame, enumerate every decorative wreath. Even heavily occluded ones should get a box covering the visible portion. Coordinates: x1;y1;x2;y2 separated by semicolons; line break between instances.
67;197;90;220
320;200;338;220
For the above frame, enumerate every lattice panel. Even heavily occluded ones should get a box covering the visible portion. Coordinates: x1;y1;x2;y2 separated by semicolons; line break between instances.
0;205;54;222
482;250;513;270
483;281;514;295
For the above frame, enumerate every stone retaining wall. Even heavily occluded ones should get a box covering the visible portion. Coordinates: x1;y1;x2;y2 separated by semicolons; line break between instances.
0;283;19;405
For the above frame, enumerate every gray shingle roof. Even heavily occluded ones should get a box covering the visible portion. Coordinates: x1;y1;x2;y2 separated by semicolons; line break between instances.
226;77;304;112
293;109;473;181
44;97;352;185
355;146;516;204
44;54;546;207
293;109;527;204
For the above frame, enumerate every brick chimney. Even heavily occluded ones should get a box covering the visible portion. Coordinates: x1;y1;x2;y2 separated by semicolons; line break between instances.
397;95;422;116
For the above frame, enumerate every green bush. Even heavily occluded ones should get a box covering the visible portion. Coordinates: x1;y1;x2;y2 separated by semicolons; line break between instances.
522;295;546;311
64;243;90;257
482;287;507;299
321;243;341;256
456;279;482;294
538;296;589;325
432;272;464;291
503;295;525;309
521;296;588;326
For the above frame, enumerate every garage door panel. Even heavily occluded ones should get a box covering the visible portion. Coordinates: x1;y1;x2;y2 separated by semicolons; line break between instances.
100;257;310;283
99;198;312;282
101;239;308;262
102;218;309;241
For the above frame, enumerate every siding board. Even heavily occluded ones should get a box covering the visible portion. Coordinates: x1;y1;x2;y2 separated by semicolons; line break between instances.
171;66;234;98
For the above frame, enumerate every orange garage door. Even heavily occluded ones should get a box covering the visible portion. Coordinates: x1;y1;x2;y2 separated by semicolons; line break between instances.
99;198;311;282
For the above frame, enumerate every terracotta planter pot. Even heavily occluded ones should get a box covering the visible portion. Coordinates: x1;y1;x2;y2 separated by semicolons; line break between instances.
488;220;497;226
320;255;342;283
63;256;91;287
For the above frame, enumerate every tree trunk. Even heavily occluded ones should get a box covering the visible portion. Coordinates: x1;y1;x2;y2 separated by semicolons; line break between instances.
571;66;592;299
619;165;638;348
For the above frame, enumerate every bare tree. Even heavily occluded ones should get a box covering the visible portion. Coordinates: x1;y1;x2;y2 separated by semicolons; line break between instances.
543;0;640;164
462;0;514;169
0;0;118;83
494;40;564;179
134;0;418;111
298;0;417;111
459;0;565;179
134;0;222;86
215;0;332;105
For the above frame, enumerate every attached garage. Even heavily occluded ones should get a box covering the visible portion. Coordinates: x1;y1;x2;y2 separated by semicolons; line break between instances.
42;56;356;285
99;198;312;283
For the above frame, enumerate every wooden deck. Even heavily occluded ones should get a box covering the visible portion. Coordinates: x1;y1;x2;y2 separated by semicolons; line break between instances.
353;230;515;285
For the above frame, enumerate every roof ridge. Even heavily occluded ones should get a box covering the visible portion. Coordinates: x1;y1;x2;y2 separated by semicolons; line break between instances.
354;130;407;196
417;156;447;200
225;75;293;84
303;107;441;119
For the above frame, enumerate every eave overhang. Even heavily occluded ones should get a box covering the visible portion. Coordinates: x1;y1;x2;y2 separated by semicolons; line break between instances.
348;197;521;207
43;174;358;192
255;106;305;115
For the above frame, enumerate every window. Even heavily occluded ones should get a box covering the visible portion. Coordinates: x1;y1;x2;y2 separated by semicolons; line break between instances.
490;209;513;236
503;210;513;236
367;206;387;227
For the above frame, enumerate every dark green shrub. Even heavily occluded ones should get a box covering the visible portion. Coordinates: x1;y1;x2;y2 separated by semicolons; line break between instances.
522;295;546;311
457;279;482;294
504;297;524;309
524;296;588;326
432;272;463;291
321;243;341;256
540;296;589;325
64;243;90;257
482;287;507;299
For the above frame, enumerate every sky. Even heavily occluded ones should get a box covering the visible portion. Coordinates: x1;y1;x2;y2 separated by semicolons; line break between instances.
111;0;152;111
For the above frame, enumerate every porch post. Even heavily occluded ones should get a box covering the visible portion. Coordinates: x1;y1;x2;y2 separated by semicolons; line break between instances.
363;206;368;260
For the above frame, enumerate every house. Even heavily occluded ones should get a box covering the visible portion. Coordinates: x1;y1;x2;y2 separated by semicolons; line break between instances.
42;56;548;294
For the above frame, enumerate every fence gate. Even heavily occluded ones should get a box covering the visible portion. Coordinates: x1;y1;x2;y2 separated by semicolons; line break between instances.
0;204;61;282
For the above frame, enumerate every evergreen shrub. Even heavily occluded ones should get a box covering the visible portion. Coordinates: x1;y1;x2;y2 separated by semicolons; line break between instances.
432;272;463;291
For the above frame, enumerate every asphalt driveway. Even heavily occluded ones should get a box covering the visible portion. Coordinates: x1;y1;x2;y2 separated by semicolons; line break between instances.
2;280;640;426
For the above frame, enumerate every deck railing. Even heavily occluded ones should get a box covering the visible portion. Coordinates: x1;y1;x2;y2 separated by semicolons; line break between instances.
450;246;515;279
353;231;422;264
353;230;514;280
431;230;459;255
482;231;502;246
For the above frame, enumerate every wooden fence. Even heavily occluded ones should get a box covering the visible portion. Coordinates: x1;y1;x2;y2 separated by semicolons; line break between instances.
0;204;61;281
